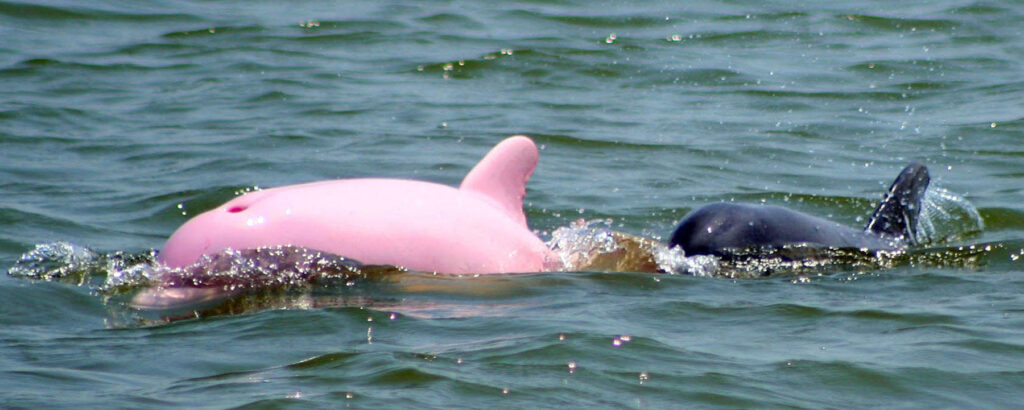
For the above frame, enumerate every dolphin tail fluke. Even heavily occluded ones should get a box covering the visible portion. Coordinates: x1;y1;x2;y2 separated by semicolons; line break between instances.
864;162;930;244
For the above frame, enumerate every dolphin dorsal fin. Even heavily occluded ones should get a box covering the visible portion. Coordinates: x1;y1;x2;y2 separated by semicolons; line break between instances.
460;136;539;227
864;162;931;243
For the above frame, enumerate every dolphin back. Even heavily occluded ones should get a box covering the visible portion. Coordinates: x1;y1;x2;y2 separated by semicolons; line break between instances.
863;162;930;244
667;162;932;258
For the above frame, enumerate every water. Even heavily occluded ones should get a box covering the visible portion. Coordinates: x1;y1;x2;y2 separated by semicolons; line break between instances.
2;0;1023;407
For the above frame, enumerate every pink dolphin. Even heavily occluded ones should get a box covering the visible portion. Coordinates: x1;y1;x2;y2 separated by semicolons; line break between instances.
156;135;557;274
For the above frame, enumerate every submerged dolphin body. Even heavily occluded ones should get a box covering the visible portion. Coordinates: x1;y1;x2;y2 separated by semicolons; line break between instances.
669;162;931;257
156;136;556;274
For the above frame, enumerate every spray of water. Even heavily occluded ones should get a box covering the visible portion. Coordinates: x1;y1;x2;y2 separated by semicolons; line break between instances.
914;187;984;245
546;219;719;276
545;219;620;271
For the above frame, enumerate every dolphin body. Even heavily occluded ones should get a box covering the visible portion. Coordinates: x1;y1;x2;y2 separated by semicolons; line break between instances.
669;162;931;258
157;136;556;273
135;136;557;311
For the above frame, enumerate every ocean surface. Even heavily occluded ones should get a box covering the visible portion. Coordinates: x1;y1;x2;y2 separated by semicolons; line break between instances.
2;0;1023;407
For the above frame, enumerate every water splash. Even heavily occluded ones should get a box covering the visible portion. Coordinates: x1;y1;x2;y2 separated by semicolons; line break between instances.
7;242;155;288
653;246;720;277
142;246;365;292
915;187;984;244
546;219;620;271
546;219;719;276
8;242;102;282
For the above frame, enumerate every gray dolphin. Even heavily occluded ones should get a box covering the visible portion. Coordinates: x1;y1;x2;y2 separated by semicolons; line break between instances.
669;163;930;258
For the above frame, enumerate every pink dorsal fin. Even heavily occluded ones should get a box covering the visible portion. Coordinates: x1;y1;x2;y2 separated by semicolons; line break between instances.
459;135;538;227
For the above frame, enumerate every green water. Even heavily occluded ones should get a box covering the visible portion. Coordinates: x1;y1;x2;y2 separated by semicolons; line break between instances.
2;0;1023;407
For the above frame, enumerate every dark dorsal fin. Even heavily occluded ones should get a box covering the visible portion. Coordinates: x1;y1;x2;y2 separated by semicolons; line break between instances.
864;162;930;244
